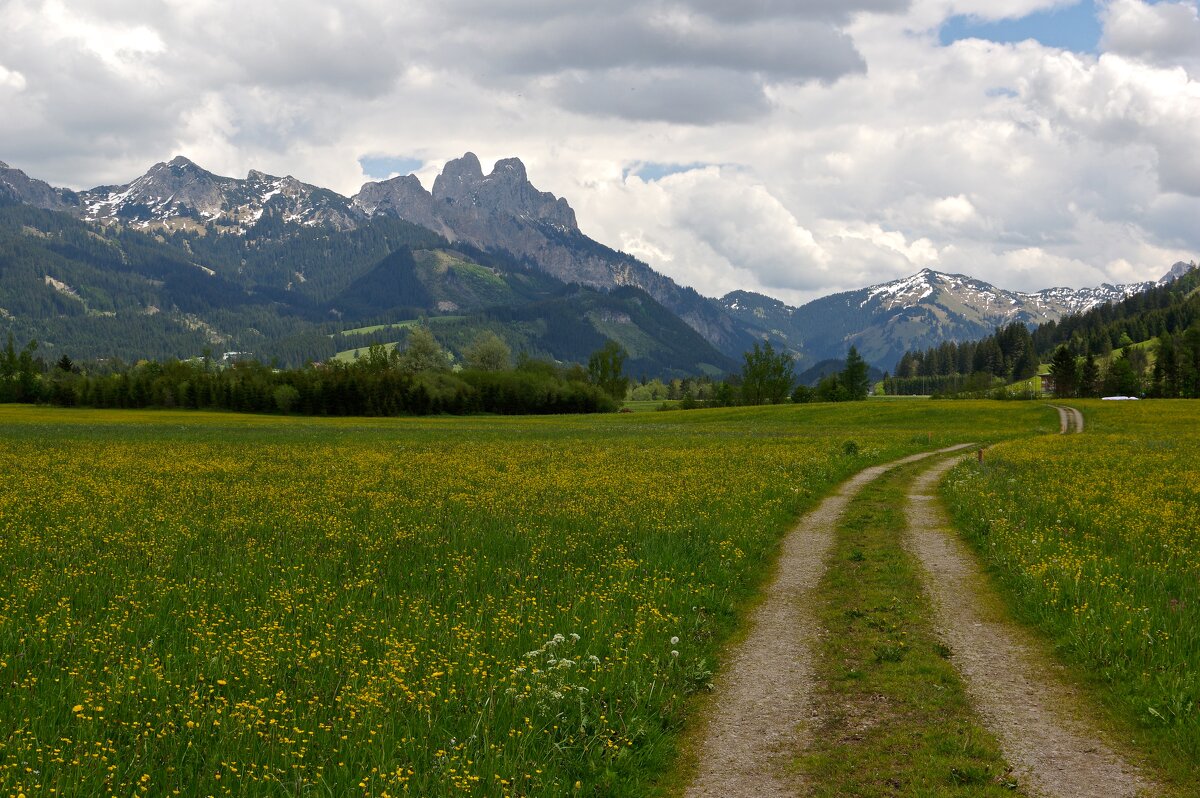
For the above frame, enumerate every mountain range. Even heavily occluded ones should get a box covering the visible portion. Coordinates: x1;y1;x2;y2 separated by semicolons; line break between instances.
1;155;1194;373
720;267;1187;370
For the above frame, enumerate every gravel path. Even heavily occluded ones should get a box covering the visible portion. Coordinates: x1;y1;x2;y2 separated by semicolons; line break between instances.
683;444;974;798
1049;404;1084;434
1052;405;1069;434
906;458;1152;798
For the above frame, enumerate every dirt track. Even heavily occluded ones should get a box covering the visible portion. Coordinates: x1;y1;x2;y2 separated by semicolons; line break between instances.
906;457;1151;798
685;421;1155;798
682;444;974;798
1049;404;1084;434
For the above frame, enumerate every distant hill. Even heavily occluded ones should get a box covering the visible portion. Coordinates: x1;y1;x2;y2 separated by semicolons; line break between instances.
795;358;885;388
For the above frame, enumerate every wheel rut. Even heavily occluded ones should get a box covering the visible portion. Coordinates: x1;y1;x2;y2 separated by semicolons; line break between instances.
906;457;1152;798
1048;404;1084;434
682;444;973;798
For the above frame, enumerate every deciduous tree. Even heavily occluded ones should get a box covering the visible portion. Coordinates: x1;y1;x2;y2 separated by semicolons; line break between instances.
587;340;629;401
463;331;512;372
398;327;450;374
740;341;794;405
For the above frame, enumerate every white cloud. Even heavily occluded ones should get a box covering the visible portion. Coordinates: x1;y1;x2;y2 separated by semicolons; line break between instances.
0;0;1196;305
930;195;979;226
1101;0;1200;69
0;65;26;91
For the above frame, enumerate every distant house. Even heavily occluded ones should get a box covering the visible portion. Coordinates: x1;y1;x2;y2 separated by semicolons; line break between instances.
1039;374;1056;395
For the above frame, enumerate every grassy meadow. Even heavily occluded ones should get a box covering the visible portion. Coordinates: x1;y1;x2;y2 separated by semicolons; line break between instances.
944;400;1200;779
0;402;1047;797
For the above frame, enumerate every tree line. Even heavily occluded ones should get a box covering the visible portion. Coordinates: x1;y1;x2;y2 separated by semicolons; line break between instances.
728;341;870;406
1046;323;1200;399
4;326;881;416
3;329;620;416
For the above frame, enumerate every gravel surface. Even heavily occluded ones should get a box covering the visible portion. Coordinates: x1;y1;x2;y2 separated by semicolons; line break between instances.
906;458;1153;798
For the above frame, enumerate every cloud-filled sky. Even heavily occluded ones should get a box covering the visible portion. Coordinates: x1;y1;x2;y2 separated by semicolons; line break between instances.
1;0;1198;304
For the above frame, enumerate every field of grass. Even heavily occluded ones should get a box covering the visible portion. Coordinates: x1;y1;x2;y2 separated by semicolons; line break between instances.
943;400;1200;780
0;402;1047;797
337;322;415;337
333;340;401;363
338;318;469;339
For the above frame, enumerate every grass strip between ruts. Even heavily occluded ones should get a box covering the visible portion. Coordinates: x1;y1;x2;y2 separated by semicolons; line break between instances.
796;457;1027;797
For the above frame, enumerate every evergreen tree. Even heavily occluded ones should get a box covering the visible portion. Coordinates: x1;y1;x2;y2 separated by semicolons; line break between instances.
1079;352;1100;398
840;346;871;400
1153;333;1183;397
1013;340;1041;380
1103;351;1142;396
1049;345;1079;398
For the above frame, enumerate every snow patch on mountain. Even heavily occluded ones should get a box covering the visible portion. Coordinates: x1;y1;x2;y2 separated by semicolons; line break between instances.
77;157;361;234
857;268;1153;322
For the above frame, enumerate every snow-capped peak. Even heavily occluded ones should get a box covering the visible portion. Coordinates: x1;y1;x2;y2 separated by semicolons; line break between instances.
75;156;362;234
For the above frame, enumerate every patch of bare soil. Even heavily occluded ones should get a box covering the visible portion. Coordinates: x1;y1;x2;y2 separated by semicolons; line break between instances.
683;445;974;798
906;458;1153;798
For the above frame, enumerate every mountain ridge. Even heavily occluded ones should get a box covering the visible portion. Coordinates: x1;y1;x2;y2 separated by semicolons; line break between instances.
1;154;1193;374
721;264;1197;370
2;154;755;356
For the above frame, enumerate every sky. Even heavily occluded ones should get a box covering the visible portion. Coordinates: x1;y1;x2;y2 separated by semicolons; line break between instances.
1;0;1199;305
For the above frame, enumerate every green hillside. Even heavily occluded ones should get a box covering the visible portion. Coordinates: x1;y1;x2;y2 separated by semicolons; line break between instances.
0;201;734;374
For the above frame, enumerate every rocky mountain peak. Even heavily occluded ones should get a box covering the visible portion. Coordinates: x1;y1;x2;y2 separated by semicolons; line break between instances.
433;152;485;200
429;153;576;230
68;157;363;233
1161;261;1198;283
352;174;453;239
142;156;218;186
0;160;76;210
491;157;528;183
